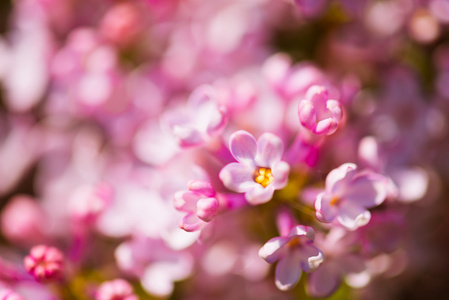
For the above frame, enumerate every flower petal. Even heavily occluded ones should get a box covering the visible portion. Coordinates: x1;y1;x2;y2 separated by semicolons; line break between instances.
258;236;289;263
173;191;199;212
275;252;302;291
179;213;203;232
219;162;256;193
344;172;387;208
245;184;275;205
326;163;357;194
229;130;257;168
336;202;371;230
255;132;284;167
298;101;317;130
315;193;338;222
271;161;290;189
307;262;341;298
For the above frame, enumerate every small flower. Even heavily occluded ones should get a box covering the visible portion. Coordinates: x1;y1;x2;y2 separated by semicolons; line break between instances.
162;85;228;148
298;85;342;135
259;225;325;291
173;180;220;232
96;279;138;300
23;245;64;282
315;163;390;230
219;130;290;205
0;289;24;300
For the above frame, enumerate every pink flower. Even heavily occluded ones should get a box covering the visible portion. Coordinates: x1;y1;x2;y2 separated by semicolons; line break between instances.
219;130;290;205
259;225;325;291
162;85;228;148
0;289;24;300
173;180;219;232
23;245;64;282
298;85;342;135
96;279;138;300
315;163;390;230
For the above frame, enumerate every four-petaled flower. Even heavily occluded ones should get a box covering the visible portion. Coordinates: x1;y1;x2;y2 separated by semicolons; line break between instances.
298;85;342;136
315;163;390;230
219;130;290;205
259;225;325;291
173;180;219;232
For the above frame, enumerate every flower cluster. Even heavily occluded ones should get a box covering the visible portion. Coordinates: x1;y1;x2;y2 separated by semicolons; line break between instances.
0;0;447;299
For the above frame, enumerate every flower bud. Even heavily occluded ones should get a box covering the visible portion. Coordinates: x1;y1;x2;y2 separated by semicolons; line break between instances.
23;245;64;282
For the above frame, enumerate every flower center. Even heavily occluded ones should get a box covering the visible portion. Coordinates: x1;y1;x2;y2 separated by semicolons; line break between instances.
286;236;302;248
254;167;274;188
330;196;340;206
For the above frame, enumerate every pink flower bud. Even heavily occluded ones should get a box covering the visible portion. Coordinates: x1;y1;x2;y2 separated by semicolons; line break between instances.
0;289;24;300
23;245;64;282
298;85;342;136
96;279;138;300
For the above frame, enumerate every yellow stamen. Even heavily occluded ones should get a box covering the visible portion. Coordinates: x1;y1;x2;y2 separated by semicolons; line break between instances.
330;196;340;206
254;167;274;188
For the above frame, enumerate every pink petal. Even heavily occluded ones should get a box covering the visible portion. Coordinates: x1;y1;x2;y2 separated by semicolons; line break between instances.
188;181;215;197
173;191;200;212
271;161;290;189
245;184;275;205
313;118;334;135
229;130;257;168
206;106;228;135
196;197;219;222
255;133;284;167
275;252;302;291
172;125;204;148
326;163;357;194
179;213;203;232
344;173;387;207
315;193;339;222
336;202;371;230
298;101;317;130
219;162;256;193
258;236;289;263
307;262;341;298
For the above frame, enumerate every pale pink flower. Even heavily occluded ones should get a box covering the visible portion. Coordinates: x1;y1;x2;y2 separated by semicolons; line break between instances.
315;163;390;230
23;245;64;281
259;225;325;291
298;85;342;136
162;85;228;148
96;279;138;300
173;180;219;232
219;130;290;205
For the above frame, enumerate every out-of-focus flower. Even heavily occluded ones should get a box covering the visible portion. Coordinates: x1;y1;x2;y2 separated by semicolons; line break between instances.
23;245;64;282
174;180;219;232
259;225;325;291
95;279;138;300
69;183;113;224
219;130;290;205
0;195;48;247
162;85;228;148
298;85;343;136
0;289;24;300
295;0;328;18
315;163;391;230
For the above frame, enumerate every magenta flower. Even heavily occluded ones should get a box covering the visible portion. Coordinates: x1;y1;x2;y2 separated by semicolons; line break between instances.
297;85;342;135
219;130;290;205
259;225;325;291
173;180;220;232
96;279;138;300
0;289;24;300
23;245;64;282
315;163;390;230
162;85;228;148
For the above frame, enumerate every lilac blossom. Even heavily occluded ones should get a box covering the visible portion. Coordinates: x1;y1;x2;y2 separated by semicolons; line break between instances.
315;163;390;230
298;85;343;136
95;279;138;300
259;225;325;291
219;130;290;205
161;85;228;148
173;180;219;232
23;245;64;282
